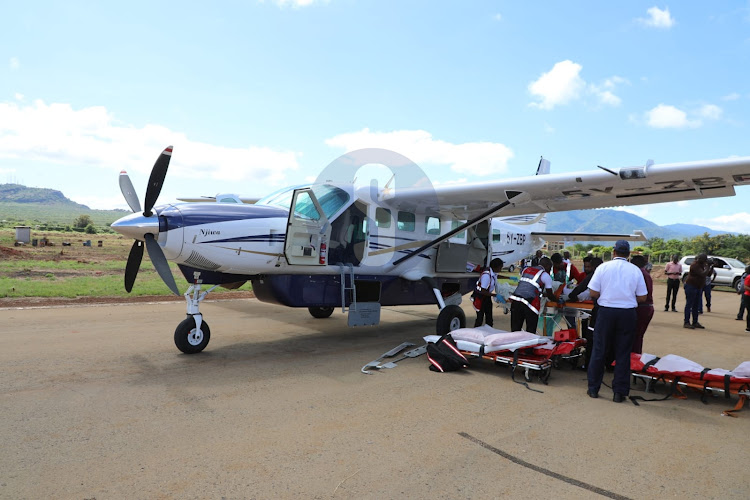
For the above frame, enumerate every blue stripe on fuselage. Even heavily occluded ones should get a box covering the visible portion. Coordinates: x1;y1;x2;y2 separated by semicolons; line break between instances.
162;203;289;230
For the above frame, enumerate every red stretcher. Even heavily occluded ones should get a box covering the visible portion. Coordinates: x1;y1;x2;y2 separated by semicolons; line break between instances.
425;326;586;389
630;353;750;417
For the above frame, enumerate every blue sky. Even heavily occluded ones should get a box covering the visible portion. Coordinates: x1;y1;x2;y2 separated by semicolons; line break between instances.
1;1;749;233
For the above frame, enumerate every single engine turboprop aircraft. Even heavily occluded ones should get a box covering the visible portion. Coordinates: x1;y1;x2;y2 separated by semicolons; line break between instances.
112;146;750;353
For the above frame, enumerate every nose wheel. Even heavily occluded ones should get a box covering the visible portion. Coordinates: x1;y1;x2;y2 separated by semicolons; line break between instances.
174;315;211;354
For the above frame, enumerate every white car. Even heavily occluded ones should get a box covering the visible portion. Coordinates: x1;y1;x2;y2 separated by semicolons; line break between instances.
679;255;748;292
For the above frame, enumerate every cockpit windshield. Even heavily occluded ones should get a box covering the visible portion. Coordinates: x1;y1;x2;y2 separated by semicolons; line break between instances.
257;184;351;220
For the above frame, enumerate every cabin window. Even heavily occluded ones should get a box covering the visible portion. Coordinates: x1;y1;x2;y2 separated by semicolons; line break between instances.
425;216;441;235
450;220;466;240
375;208;391;228
397;211;415;232
492;229;501;242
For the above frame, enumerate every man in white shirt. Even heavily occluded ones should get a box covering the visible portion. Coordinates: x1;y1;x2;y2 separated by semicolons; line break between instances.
586;240;648;403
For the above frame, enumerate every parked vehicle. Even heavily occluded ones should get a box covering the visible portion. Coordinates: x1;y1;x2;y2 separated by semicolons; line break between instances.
679;255;747;292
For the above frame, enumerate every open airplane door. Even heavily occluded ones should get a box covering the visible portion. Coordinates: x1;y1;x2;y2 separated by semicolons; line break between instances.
285;188;332;265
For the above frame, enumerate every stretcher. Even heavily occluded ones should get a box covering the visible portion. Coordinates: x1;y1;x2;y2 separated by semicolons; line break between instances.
630;352;750;417
424;325;586;388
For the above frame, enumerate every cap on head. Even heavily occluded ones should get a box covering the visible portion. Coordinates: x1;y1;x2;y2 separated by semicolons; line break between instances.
614;240;630;253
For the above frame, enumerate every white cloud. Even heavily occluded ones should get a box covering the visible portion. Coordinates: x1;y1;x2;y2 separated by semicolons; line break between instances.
590;76;629;107
14;93;24;101
695;212;750;233
721;92;741;101
0;99;299;183
528;60;585;110
698;104;722;120
645;104;701;128
493;13;502;21
9;57;19;70
528;61;625;110
325;128;514;176
638;6;676;29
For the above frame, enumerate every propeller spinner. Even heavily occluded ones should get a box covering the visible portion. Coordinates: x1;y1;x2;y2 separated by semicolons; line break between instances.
114;146;179;296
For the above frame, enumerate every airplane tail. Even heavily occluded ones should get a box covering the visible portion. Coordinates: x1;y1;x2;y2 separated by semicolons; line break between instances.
536;157;550;176
497;157;549;232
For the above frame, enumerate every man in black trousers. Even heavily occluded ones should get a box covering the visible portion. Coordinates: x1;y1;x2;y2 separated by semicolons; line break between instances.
586;241;648;403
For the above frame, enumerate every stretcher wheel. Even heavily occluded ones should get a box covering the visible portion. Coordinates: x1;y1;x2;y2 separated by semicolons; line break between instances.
552;356;560;369
524;369;532;382
541;367;551;385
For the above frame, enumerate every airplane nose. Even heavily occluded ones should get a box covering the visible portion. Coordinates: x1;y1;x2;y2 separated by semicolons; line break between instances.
111;212;160;240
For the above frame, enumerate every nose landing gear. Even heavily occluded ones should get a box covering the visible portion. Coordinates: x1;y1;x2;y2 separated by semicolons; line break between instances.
174;272;219;354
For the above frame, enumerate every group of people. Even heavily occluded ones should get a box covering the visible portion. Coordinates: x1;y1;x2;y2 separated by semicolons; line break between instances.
669;254;750;332
474;240;654;403
472;242;748;402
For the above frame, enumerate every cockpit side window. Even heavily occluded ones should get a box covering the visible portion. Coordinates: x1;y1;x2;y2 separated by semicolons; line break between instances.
257;184;351;220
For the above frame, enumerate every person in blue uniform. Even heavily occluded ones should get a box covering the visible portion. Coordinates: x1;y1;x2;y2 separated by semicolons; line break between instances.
586;240;648;403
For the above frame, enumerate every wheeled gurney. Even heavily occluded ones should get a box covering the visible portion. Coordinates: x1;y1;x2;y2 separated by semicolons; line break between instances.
630;353;750;417
424;326;586;385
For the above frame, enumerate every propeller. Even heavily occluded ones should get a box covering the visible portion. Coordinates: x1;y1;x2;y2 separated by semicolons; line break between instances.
117;146;180;295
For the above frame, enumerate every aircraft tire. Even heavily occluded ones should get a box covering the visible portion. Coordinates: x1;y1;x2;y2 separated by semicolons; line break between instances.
436;305;466;335
308;306;335;319
174;316;211;354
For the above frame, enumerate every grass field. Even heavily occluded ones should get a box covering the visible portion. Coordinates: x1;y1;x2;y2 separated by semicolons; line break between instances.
0;229;251;299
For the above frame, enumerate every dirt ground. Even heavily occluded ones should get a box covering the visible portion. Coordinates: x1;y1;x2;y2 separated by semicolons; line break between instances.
1;284;749;500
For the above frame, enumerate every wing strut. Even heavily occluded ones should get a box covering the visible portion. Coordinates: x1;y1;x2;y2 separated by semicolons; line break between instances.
391;191;528;267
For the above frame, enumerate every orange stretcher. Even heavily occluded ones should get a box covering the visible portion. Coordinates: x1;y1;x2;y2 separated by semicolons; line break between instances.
457;337;587;389
630;353;750;417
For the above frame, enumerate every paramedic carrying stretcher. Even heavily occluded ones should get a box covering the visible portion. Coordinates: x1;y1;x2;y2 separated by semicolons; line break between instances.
508;257;559;333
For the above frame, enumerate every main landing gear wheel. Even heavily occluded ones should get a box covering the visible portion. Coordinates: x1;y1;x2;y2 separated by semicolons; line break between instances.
308;306;334;319
174;316;211;354
436;304;466;335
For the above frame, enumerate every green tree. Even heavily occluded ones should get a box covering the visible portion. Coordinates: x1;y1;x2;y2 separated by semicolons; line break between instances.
74;214;93;229
85;223;97;234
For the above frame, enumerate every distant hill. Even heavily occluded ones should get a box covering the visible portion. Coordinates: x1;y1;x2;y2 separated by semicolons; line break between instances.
0;183;127;229
545;209;734;241
0;183;90;208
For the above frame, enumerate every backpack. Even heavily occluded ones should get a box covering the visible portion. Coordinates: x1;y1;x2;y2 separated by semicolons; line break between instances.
427;334;469;372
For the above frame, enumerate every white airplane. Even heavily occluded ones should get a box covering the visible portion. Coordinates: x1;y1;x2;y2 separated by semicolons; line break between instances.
112;146;750;353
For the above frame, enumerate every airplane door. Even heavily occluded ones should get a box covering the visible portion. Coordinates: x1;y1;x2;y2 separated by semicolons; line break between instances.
284;188;332;265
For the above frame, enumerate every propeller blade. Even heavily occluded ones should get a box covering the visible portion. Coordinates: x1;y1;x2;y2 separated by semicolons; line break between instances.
119;170;142;213
143;145;173;217
125;240;144;292
144;233;180;295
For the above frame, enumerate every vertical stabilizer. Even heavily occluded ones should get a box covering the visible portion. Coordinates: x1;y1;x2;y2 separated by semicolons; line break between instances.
536;157;550;176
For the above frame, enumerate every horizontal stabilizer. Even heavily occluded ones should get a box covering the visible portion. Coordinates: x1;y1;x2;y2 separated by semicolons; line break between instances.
531;229;647;242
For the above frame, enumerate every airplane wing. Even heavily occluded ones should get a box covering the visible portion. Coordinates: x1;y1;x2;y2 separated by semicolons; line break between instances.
381;156;750;220
531;230;647;242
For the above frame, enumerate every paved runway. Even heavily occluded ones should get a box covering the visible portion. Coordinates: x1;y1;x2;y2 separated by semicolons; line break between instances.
2;287;748;499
